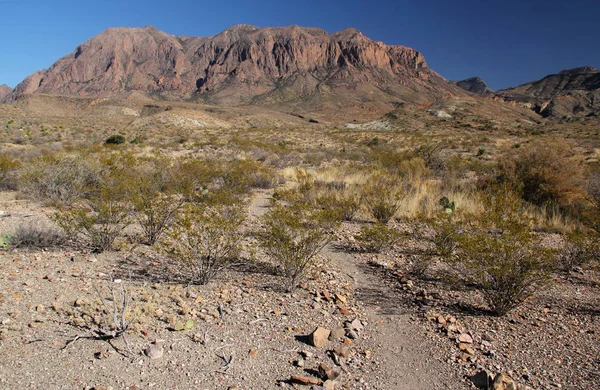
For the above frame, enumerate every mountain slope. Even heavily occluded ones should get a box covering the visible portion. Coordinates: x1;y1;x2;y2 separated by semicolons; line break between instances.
0;85;12;100
4;25;466;111
497;67;600;118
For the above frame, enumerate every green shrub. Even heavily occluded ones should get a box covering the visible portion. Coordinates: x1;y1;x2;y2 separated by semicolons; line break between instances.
356;223;399;253
53;185;130;252
160;203;245;285
0;153;19;190
259;203;339;291
455;225;556;316
104;135;126;145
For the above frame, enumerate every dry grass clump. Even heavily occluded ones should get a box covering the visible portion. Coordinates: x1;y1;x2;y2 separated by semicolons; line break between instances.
9;223;66;249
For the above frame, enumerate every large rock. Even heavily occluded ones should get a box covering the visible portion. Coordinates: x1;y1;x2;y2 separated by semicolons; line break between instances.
309;327;331;348
470;370;494;389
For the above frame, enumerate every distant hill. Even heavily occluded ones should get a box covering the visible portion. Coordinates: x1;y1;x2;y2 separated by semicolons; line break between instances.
452;77;493;95
497;66;600;118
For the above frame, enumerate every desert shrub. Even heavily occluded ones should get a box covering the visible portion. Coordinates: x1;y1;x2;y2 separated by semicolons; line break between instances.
259;203;340;291
324;189;361;221
53;184;131;252
496;138;586;208
0;153;19;190
9;223;66;249
104;135;126;145
361;172;403;223
161;203;245;285
558;232;600;272
130;160;185;245
414;142;445;172
19;154;103;206
356;223;399;253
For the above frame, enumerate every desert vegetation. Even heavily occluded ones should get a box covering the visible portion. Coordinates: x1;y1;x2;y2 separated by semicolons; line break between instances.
0;112;599;389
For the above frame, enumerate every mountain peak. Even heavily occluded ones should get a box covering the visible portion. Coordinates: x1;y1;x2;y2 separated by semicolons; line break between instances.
558;66;598;75
452;77;493;95
5;24;460;108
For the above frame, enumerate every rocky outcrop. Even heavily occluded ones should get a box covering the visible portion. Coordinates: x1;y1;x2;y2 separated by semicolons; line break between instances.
0;84;12;101
452;77;492;95
497;67;600;118
5;25;464;106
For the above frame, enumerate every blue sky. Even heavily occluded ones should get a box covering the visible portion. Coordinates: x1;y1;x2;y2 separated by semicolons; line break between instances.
0;0;598;90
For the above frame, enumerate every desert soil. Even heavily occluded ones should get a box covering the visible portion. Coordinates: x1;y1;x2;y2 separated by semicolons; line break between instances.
0;189;598;390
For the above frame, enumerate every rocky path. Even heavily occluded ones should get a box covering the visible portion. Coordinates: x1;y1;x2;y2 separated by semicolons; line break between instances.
248;190;464;389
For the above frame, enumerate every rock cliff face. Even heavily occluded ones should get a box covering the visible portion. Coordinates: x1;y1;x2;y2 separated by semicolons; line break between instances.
497;67;600;118
5;25;463;106
452;77;492;95
0;85;12;100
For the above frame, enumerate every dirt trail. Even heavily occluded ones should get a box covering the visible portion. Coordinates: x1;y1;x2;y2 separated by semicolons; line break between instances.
248;190;464;389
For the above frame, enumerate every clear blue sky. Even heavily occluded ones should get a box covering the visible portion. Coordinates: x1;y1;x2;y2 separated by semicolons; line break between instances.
1;0;598;91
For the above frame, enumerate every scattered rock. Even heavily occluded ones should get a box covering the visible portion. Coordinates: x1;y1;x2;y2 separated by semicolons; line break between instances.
309;327;331;348
323;379;336;390
144;343;164;359
333;345;350;358
329;326;345;341
290;375;321;385
458;333;473;344
348;318;363;331
345;329;359;340
493;372;517;390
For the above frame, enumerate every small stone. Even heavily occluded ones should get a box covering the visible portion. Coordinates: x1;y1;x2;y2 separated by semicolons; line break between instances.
458;333;473;344
335;294;347;303
348;318;363;331
436;315;446;325
295;359;305;367
318;363;340;380
333;345;350;358
482;332;495;342
144;343;164;359
74;297;89;307
249;348;258;356
309;327;331;348
323;379;336;390
228;386;240;390
290;375;321;385
36;305;44;312
345;329;359;340
493;372;516;390
329;326;345;341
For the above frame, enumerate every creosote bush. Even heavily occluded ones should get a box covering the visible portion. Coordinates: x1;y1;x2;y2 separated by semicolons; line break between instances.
259;203;340;291
160;203;245;285
455;226;556;316
53;184;130;253
558;232;600;272
356;223;399;253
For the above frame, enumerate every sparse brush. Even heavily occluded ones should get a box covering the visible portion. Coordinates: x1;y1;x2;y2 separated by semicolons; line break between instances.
19;153;103;206
160;202;245;285
356;223;399;253
53;185;131;253
9;223;65;249
558;232;600;272
259;202;339;291
361;172;403;223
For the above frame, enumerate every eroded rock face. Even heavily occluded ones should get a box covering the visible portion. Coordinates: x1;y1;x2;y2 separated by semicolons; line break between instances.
6;25;461;106
497;66;600;118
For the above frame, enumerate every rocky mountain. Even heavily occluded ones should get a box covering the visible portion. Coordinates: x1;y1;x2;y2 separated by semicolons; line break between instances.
0;85;12;100
497;67;600;118
4;25;466;110
452;77;492;95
